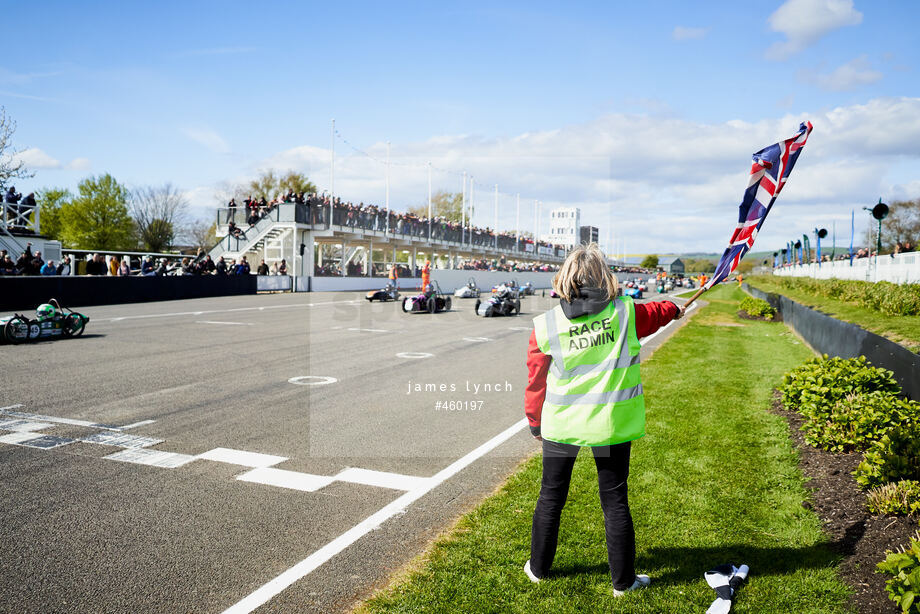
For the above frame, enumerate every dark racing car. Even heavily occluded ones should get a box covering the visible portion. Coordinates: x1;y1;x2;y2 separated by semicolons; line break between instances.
365;282;401;302
1;299;89;344
402;282;452;314
475;283;521;317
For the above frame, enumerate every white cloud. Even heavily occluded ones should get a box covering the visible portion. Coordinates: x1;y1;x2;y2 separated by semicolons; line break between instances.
672;26;708;41
808;55;883;91
184;128;230;154
194;97;920;253
16;147;61;169
67;157;91;171
766;0;862;60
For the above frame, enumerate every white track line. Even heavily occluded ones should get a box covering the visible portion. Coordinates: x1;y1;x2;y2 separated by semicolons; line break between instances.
93;300;357;323
0;408;156;432
197;448;287;468
197;321;256;326
220;418;528;614
639;302;699;346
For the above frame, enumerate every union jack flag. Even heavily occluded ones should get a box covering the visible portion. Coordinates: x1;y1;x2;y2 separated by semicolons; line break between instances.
706;121;813;289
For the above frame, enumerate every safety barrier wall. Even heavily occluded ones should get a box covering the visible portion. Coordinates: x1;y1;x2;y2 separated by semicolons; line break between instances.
0;275;257;312
256;276;292;292
773;252;920;283
743;283;920;401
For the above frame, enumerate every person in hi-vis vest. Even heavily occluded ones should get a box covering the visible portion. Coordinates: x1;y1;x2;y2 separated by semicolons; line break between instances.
389;263;399;289
421;259;431;290
523;243;684;596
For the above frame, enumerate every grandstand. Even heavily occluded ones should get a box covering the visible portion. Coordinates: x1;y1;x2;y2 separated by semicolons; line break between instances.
208;198;568;280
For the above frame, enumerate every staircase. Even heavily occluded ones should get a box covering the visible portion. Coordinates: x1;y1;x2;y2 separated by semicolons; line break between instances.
208;212;285;262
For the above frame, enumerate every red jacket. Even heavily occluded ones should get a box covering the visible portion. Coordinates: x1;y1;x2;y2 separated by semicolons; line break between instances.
524;300;679;434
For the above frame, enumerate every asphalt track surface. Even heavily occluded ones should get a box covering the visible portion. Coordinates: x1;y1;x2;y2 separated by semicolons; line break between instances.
0;286;693;613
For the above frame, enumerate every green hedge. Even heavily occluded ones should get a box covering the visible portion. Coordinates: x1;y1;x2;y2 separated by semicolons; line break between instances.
878;530;920;613
767;276;920;316
740;296;776;320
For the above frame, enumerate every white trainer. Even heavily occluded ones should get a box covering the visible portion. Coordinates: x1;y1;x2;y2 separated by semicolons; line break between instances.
523;560;541;583
613;574;651;597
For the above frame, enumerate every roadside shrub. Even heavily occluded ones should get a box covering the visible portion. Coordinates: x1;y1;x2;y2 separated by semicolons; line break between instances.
801;391;920;453
740;296;776;320
780;355;901;420
855;422;920;489
877;530;920;613
867;480;920;516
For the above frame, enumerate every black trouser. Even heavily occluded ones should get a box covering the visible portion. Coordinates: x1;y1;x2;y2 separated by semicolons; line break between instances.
530;439;636;590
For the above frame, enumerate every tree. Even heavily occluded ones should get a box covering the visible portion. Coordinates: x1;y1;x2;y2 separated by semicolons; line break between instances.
34;187;71;240
246;170;317;200
640;254;659;269
0;107;34;191
408;191;463;222
131;183;189;252
684;258;716;273
59;174;135;250
867;198;920;252
185;218;218;250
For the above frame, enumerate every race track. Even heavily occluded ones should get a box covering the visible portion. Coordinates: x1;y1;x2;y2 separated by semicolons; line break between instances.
0;287;692;613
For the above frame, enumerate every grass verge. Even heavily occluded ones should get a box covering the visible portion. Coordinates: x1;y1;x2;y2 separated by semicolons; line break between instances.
358;285;851;613
747;275;920;353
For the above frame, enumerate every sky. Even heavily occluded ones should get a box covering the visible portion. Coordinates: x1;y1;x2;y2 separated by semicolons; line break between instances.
2;0;918;254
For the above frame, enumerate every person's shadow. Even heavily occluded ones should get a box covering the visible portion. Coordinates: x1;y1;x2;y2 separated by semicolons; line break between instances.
549;522;862;585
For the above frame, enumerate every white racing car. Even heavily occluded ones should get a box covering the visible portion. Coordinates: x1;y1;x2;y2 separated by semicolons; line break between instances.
454;277;481;298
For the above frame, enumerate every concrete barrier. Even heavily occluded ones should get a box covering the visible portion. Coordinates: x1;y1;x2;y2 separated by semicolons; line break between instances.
0;275;257;312
773;252;920;284
743;283;920;401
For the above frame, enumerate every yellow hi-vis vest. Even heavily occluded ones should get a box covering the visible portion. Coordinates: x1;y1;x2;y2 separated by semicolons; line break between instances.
532;296;644;446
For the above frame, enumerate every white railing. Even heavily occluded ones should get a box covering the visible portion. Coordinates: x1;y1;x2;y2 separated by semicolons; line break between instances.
773;252;920;284
1;202;38;234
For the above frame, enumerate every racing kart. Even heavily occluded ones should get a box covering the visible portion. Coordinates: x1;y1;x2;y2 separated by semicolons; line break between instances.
1;298;89;344
475;285;521;317
454;277;481;298
402;282;452;314
625;286;643;299
518;281;535;296
366;282;400;302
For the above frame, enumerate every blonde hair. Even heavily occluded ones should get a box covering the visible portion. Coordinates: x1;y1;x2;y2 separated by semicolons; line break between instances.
552;243;618;302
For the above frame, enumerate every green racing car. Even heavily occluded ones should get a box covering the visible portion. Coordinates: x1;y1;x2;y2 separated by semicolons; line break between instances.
1;299;89;344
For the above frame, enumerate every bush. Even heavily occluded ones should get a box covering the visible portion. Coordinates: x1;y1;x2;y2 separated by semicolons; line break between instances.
877;530;920;613
867;480;920;516
781;355;901;420
801;391;920;453
740;296;776;320
855;422;920;489
766;276;920;317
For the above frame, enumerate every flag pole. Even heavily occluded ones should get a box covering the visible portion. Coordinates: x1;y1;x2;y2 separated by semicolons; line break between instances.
682;285;708;309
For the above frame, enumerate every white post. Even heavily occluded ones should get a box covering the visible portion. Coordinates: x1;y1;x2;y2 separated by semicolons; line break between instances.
385;140;390;235
515;193;520;252
469;178;474;248
461;171;466;247
533;199;537;258
537;201;542;245
427;161;432;242
329;118;335;227
341;240;347;277
493;184;498;250
367;241;372;277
